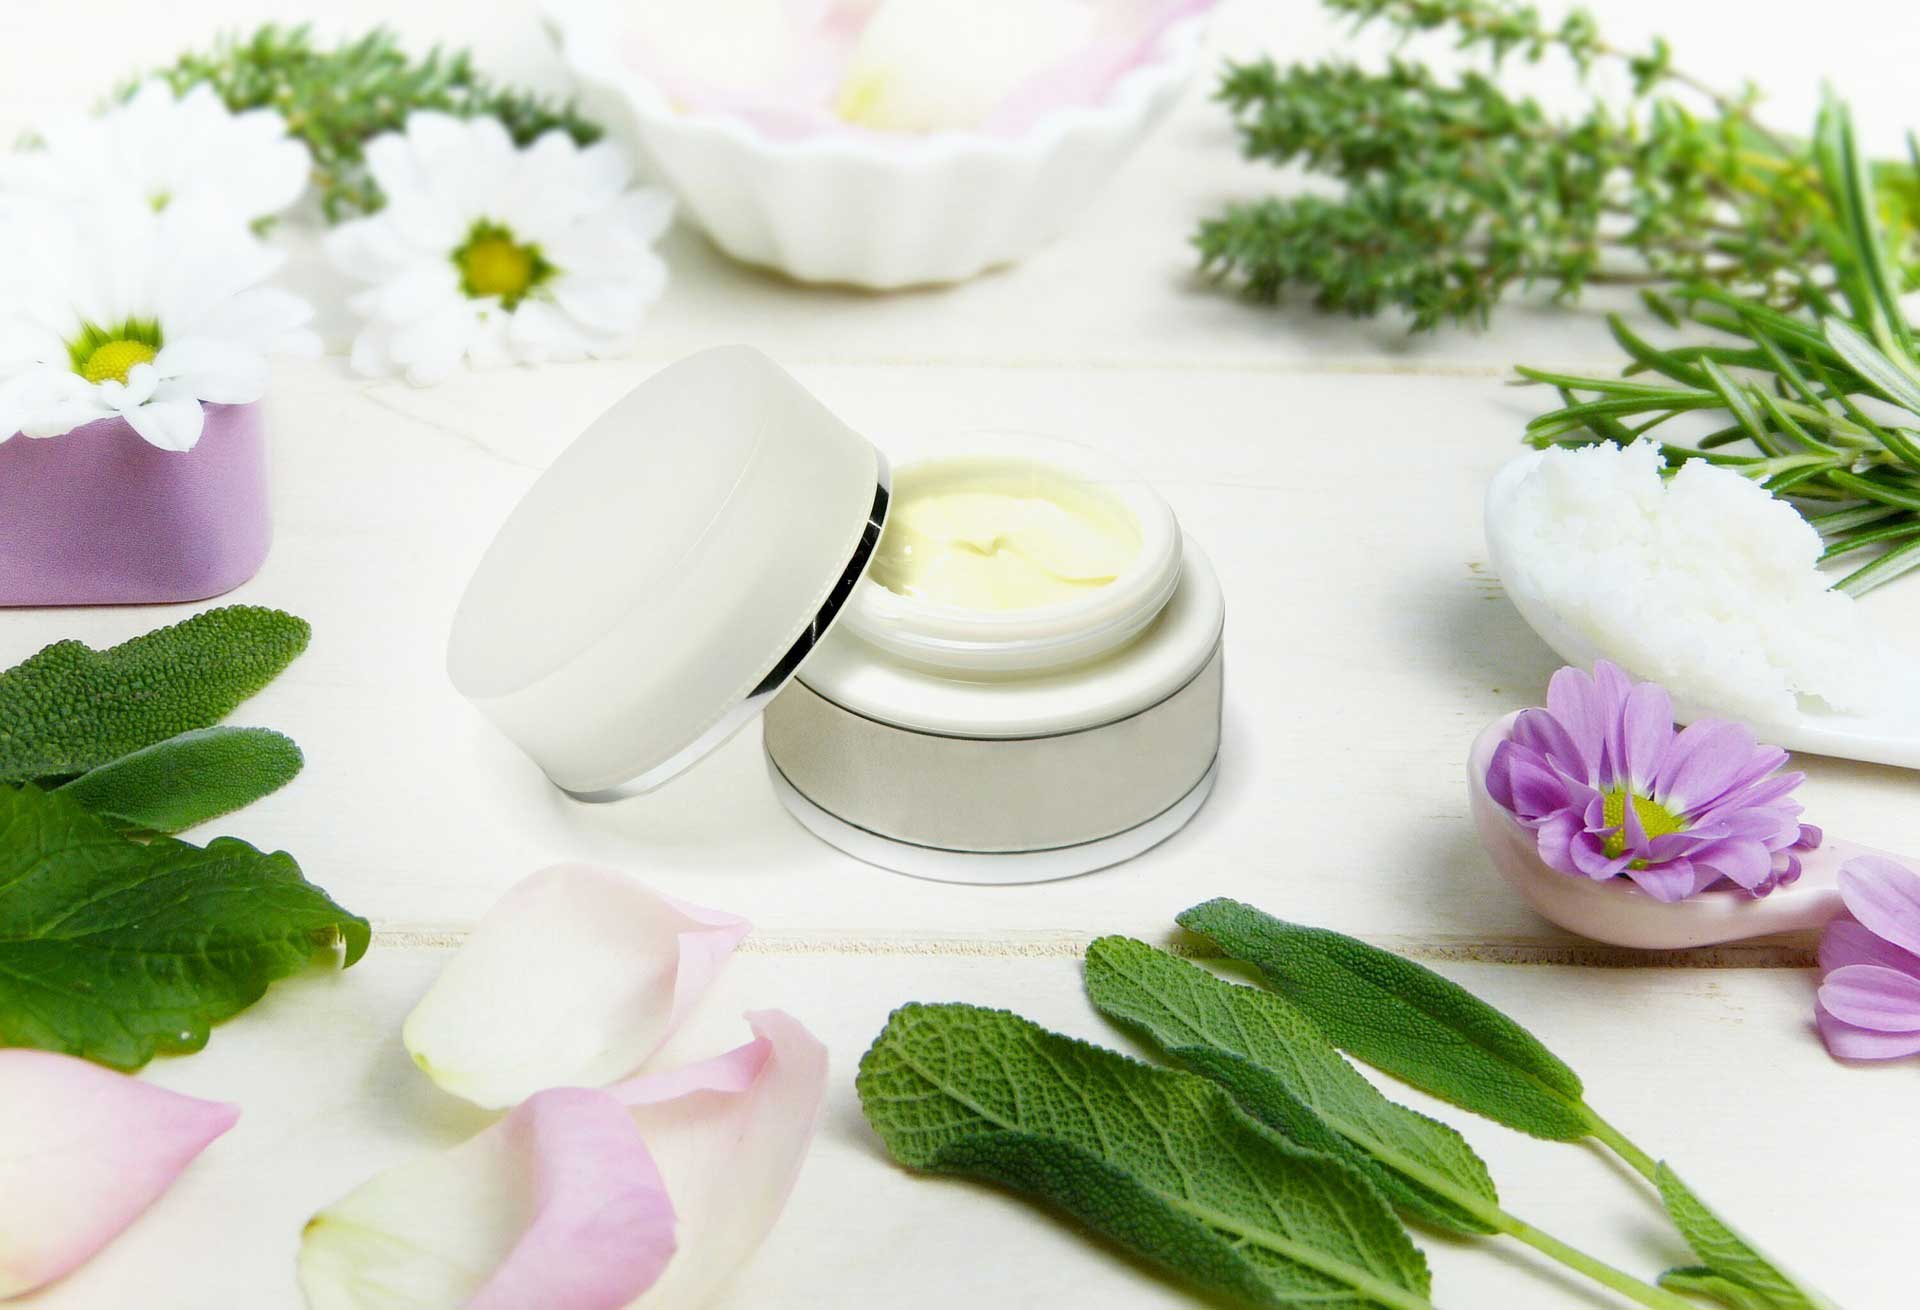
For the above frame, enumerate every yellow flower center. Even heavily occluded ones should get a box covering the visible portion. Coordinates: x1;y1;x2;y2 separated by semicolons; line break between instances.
78;338;159;385
1600;789;1689;864
454;221;552;309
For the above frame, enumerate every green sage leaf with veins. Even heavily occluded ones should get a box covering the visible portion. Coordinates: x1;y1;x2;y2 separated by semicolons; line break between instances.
859;1002;1436;1310
1085;936;1497;1236
0;784;368;1071
1178;900;1601;1146
56;727;304;834
0;606;310;784
1655;1166;1835;1310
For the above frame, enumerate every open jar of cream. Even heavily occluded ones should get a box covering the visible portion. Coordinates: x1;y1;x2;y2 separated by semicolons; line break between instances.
448;347;1224;883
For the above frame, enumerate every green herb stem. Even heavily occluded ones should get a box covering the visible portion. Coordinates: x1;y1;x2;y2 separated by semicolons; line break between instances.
1490;1211;1699;1310
1578;1107;1662;1183
1340;1130;1692;1310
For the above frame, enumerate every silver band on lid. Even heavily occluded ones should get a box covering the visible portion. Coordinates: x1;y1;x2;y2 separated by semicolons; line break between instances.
565;464;892;802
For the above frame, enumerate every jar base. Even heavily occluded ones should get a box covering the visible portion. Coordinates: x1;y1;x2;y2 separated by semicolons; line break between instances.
767;755;1218;885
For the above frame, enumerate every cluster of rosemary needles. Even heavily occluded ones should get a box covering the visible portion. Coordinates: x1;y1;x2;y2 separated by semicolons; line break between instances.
1200;0;1920;594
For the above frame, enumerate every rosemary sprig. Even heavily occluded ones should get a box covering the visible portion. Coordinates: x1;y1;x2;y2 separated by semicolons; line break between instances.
1522;100;1920;596
1199;0;1919;330
123;25;602;221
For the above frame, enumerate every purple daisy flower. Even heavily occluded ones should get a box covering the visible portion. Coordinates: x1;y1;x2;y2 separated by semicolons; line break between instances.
1486;661;1820;903
1816;856;1920;1061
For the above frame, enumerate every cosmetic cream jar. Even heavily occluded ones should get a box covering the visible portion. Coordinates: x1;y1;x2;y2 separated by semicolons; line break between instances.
448;347;1224;883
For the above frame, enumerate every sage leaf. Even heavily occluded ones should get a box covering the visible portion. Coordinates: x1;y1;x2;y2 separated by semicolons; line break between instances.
859;1002;1436;1310
1085;936;1498;1236
57;727;304;834
1178;900;1593;1143
0;606;311;784
1655;1165;1833;1310
0;784;369;1070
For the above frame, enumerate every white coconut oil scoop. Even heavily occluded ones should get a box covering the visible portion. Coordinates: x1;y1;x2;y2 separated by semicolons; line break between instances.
1485;446;1920;771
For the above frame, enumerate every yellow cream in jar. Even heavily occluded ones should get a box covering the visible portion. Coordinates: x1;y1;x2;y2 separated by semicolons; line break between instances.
868;457;1142;610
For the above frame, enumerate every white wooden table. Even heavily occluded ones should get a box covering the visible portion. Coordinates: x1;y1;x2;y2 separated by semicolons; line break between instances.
4;3;1916;1307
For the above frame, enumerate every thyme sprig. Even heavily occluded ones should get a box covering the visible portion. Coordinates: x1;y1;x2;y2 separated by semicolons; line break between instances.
1523;101;1920;596
123;25;602;221
1199;0;1919;330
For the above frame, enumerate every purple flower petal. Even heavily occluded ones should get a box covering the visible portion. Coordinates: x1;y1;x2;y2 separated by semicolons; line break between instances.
1568;832;1631;879
1534;812;1580;875
1836;857;1920;960
1654;719;1758;814
1614;681;1674;792
1763;850;1801;893
1509;708;1586;782
1796;823;1823;850
1815;1001;1920;1061
1486;739;1522;811
1591;661;1635;786
1506;754;1573;820
1699;770;1804;819
1623;859;1704;902
1545;665;1608;783
1820;918;1920;977
1688;837;1774;891
1818;963;1920;1032
1698;805;1803;845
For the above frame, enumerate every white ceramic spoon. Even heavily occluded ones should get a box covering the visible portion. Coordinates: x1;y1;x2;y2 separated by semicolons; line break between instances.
1468;711;1912;949
1485;454;1920;771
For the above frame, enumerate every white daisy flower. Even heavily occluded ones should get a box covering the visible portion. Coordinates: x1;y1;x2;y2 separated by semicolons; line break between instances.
1;80;310;225
325;114;674;386
0;197;318;452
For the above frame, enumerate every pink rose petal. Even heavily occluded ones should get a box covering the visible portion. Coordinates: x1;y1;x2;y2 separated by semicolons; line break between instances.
300;1086;673;1310
0;1051;237;1299
470;1089;677;1310
613;1010;829;1308
403;864;751;1109
300;1012;826;1310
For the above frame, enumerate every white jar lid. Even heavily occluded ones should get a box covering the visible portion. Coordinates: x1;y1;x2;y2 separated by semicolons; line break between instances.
447;346;888;797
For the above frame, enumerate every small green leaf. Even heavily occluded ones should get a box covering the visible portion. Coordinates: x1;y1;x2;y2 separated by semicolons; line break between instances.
1177;900;1591;1142
1085;936;1498;1237
859;1002;1435;1310
1822;316;1920;418
0;784;368;1071
1659;1267;1789;1310
1655;1165;1834;1310
0;606;311;784
57;727;304;834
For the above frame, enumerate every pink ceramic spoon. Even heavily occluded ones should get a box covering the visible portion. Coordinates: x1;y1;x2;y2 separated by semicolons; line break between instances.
1468;711;1906;950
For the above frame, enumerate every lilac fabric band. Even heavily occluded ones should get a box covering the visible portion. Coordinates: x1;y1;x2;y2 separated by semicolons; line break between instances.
0;402;271;607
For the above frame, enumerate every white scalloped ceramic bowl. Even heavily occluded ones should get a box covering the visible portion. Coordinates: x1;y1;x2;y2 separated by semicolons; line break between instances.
545;2;1210;289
